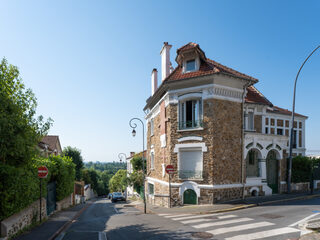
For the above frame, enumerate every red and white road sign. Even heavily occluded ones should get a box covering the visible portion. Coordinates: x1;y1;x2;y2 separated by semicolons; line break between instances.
38;166;48;178
165;165;174;174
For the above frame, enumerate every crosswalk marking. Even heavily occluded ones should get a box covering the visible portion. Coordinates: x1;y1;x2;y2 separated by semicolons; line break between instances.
193;217;253;229
225;227;300;240
207;221;274;235
157;213;170;216
181;215;236;224
163;214;193;218
171;213;224;221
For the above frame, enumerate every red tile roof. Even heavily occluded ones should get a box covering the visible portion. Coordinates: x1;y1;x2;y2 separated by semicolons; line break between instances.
267;106;308;118
245;86;273;106
40;135;60;151
165;57;258;83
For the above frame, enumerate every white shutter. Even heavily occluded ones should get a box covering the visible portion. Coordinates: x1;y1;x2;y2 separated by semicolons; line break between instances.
179;149;202;171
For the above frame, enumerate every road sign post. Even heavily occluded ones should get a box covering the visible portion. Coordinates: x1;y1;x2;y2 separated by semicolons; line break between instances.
38;166;48;222
165;165;174;208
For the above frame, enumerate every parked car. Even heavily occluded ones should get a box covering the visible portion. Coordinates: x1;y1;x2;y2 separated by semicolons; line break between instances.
107;193;113;199
111;192;125;203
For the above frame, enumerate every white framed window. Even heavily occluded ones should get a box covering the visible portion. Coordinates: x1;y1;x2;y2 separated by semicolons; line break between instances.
150;118;154;136
186;59;196;72
178;148;203;179
179;99;203;130
244;109;254;131
150;151;155;169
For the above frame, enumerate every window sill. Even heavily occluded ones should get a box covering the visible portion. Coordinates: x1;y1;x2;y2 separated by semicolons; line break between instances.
177;127;204;132
244;129;256;132
178;178;203;181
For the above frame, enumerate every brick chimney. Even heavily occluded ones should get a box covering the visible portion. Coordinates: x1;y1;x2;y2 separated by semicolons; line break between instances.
151;68;158;95
160;42;172;81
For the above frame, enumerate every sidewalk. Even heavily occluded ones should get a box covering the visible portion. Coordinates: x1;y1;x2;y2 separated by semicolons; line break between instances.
14;201;92;240
134;191;320;215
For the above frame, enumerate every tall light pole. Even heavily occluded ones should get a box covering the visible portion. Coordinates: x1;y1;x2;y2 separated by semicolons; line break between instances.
118;153;128;200
287;44;320;193
129;118;146;214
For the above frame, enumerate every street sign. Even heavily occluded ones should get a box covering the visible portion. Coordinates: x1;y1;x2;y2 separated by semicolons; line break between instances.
165;165;174;174
38;166;48;178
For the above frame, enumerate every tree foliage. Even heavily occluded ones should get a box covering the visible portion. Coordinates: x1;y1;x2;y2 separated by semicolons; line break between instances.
63;146;84;181
109;169;128;192
130;154;146;172
0;58;52;166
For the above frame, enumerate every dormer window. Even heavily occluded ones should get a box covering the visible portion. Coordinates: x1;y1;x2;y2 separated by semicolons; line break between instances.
186;59;196;72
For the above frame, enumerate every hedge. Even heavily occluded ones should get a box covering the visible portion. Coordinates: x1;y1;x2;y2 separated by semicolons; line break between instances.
0;155;75;221
292;156;320;183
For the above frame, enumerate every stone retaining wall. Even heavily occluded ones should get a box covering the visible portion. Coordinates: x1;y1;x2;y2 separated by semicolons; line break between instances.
1;198;47;238
56;194;73;211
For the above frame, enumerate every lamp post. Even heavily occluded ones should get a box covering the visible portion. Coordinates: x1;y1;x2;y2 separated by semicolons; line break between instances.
129;118;146;214
287;44;320;193
118;153;128;200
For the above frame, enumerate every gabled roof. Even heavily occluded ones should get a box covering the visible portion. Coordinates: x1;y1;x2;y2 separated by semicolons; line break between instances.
245;86;273;106
40;135;61;152
167;42;258;83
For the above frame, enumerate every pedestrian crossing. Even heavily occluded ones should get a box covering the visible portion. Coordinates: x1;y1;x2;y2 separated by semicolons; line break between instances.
158;212;301;239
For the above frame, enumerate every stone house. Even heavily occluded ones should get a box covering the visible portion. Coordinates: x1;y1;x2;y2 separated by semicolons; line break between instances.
143;42;307;207
38;135;62;157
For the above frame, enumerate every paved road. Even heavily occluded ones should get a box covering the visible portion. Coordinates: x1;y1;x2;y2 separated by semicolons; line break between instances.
56;198;197;240
56;197;320;240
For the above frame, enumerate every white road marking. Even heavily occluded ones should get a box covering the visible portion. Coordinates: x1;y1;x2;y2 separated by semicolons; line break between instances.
113;207;119;214
207;221;274;235
193;217;253;229
171;213;224;221
181;215;236;224
225;227;300;240
158;213;171;216
163;214;193;218
289;213;320;227
99;231;107;240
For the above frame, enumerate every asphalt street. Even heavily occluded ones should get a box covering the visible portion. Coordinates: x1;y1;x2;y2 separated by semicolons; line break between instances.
56;197;320;240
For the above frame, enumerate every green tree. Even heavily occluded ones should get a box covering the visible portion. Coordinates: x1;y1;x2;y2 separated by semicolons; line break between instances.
0;58;52;166
131;154;146;172
63;146;84;180
109;169;127;192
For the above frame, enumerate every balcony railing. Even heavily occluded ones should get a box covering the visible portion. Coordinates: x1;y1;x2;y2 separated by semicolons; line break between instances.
178;170;203;180
178;119;203;130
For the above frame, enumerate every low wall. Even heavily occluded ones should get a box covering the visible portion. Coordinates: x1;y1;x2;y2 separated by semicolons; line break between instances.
56;194;73;211
1;198;47;238
292;182;310;192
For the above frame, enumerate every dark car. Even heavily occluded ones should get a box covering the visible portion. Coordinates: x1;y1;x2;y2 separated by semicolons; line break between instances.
111;192;125;203
107;193;113;199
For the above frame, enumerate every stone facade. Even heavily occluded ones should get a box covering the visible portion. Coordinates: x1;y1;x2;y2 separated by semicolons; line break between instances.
144;42;308;208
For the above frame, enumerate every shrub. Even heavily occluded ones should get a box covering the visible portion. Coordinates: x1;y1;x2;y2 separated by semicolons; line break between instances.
0;155;75;221
292;156;312;183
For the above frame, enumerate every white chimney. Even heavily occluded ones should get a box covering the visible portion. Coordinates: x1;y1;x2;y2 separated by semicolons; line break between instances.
151;68;158;95
160;42;172;81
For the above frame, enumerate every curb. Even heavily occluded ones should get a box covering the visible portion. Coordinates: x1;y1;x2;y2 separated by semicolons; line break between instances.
134;194;320;215
48;203;92;240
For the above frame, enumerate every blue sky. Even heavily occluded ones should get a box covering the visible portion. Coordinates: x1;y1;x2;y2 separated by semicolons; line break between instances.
1;1;319;162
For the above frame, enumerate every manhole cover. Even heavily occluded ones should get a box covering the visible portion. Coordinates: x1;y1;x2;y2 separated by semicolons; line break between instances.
260;214;283;219
191;232;214;239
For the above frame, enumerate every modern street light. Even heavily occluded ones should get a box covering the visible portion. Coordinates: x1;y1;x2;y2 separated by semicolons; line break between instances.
129;118;146;214
287;44;320;193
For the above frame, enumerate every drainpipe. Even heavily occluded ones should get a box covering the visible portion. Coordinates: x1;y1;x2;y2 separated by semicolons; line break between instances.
241;82;251;200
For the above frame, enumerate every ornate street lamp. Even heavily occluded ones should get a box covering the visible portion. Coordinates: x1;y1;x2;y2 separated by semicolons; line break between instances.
129;118;146;214
118;153;127;163
288;44;320;193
